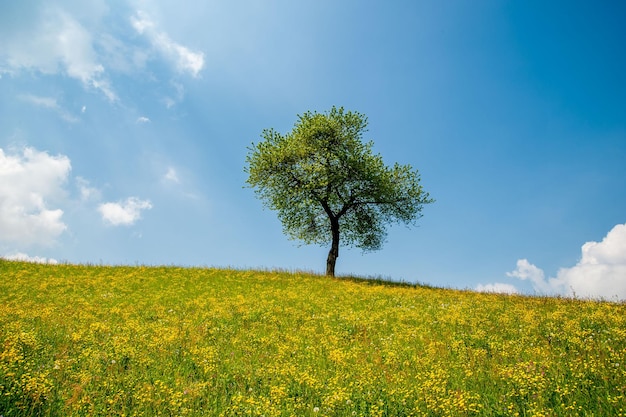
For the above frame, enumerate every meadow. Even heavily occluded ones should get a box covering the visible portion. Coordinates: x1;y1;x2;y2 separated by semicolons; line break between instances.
0;260;625;416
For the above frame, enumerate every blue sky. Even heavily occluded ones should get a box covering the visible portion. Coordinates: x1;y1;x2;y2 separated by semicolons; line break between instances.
1;0;625;299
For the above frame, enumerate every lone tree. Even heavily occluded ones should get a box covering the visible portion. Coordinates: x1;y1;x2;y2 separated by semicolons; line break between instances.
245;106;433;277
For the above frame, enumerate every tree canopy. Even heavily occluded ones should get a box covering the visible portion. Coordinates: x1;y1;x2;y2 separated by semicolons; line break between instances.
245;106;433;276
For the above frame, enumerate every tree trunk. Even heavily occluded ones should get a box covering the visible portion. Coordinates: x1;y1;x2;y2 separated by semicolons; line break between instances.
326;217;340;277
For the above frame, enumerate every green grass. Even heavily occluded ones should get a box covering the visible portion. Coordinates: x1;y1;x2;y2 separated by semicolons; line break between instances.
1;260;625;416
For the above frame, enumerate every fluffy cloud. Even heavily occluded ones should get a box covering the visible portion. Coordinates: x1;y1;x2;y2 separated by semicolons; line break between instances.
506;224;626;300
131;11;205;77
2;252;58;264
0;147;70;247
0;6;116;101
98;197;153;226
506;258;553;294
1;3;204;103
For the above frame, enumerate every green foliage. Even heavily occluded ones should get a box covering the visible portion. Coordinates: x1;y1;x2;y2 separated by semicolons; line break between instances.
245;106;433;252
1;260;626;416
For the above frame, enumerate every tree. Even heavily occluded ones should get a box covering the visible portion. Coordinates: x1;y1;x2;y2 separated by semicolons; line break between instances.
245;106;434;277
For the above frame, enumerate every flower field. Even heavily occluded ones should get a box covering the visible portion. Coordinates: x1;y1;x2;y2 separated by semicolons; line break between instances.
1;260;625;416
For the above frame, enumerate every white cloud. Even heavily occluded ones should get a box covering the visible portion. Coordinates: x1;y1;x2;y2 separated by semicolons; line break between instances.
0;147;70;247
0;7;116;101
164;167;180;184
18;93;79;123
131;11;205;77
55;12;105;83
136;116;151;123
505;224;626;300
2;252;58;265
506;258;553;294
19;94;57;109
552;224;626;300
98;197;152;226
475;283;519;295
75;176;101;201
2;3;201;105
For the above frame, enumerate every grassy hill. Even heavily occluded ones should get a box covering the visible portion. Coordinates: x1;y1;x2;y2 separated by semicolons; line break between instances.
1;260;625;416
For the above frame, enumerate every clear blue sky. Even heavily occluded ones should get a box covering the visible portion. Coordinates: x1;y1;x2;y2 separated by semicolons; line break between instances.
1;1;625;299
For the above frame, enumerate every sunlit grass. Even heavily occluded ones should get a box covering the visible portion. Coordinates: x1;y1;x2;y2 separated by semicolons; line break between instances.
1;260;625;416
